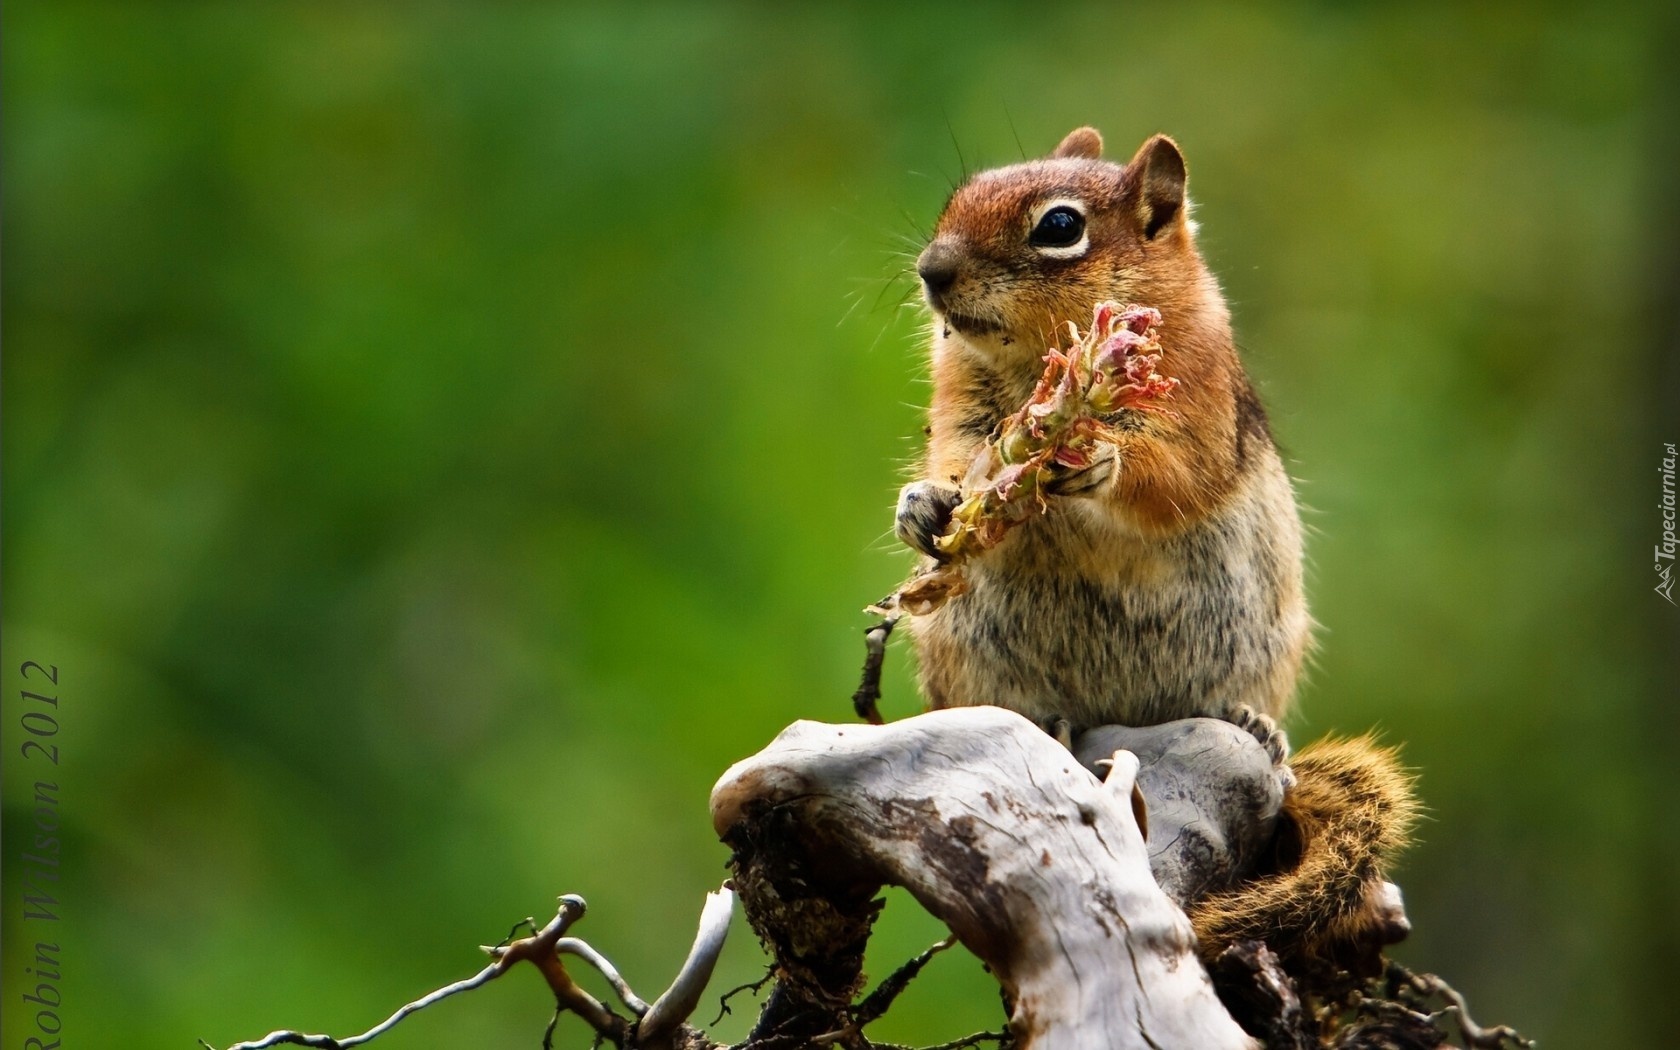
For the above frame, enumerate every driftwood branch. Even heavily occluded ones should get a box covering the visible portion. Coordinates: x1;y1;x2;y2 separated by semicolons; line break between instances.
711;706;1256;1049
209;710;1526;1050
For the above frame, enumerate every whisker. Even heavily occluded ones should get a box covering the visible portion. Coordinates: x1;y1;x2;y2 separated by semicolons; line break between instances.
1004;104;1027;160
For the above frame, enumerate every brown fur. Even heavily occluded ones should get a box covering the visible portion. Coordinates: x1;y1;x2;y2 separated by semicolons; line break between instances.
905;128;1312;728
1188;736;1420;969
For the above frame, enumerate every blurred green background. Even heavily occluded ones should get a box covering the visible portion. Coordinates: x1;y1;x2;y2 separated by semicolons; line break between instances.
4;3;1676;1047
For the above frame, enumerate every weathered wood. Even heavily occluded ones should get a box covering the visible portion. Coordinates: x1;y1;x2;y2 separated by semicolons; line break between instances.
1073;720;1284;908
711;707;1256;1050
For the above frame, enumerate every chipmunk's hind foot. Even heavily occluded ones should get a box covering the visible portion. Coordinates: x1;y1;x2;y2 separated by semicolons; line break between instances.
1229;705;1295;792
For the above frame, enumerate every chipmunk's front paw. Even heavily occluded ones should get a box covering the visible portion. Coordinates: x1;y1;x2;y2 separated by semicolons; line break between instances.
1043;445;1117;497
894;480;962;560
1229;705;1295;792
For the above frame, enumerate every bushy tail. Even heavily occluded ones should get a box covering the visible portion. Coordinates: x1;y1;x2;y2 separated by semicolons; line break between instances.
1188;735;1420;970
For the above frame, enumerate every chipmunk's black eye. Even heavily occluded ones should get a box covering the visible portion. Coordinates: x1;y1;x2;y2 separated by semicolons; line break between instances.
1030;205;1085;248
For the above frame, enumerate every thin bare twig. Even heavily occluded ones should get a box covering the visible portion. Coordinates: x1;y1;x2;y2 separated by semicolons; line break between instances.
542;1005;562;1050
851;614;899;724
203;896;601;1050
1392;966;1534;1049
853;936;957;1028
868;1032;1008;1050
498;917;541;946
920;1033;1008;1050
808;936;960;1046
558;936;651;1016
709;968;774;1026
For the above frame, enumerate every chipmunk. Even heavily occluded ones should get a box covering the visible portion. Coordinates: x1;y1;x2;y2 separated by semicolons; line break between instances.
892;127;1414;973
897;127;1310;732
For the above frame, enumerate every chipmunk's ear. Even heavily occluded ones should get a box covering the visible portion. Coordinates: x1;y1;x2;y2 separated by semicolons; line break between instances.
1051;126;1104;160
1126;135;1187;240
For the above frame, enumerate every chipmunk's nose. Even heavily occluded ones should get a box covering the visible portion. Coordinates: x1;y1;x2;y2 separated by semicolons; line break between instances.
916;241;962;299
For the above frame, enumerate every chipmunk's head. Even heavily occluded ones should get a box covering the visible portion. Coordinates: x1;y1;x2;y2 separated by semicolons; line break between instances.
918;128;1205;358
